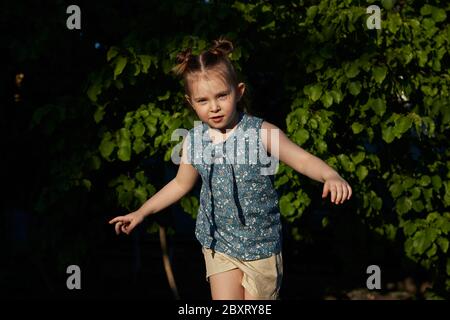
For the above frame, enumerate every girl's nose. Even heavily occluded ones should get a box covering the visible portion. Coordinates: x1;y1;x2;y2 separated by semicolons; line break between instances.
210;101;221;111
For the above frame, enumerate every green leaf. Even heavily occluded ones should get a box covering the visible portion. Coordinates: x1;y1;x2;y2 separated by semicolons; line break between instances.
275;174;289;188
403;221;417;236
420;5;433;16
330;90;343;104
117;128;131;161
338;154;355;172
395;115;413;135
437;238;449;253
113;56;128;80
356;165;369;182
389;182;403;198
431;175;442;191
321;91;333;107
133;64;140;76
134;186;148;204
322;217;329;228
107;46;119;62
94;105;105;123
384;224;396;240
403;177;415;189
396;196;412;215
372;66;387;84
180;196;199;218
419;175;431;187
348;81;362;96
371;98;386;117
132;122;146;137
412;200;424;212
351;122;364;134
261;20;275;31
447;259;450;276
351;151;365;165
413;230;431;254
87;83;102;102
431;8;447;22
138;55;152;73
345;62;360;78
381;0;394;10
280;194;295;216
306;6;318;19
382;126;395;143
118;144;131;161
99;134;115;159
88;155;101;170
82;179;91;191
410;187;421;200
133;138;146;154
157;90;171;101
294;129;310;144
387;13;402;34
316;140;327;153
304;84;323;102
444;182;450;206
426;243;437;258
373;193;383;210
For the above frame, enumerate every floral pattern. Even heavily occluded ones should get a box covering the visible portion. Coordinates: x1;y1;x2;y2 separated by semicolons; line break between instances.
186;112;282;260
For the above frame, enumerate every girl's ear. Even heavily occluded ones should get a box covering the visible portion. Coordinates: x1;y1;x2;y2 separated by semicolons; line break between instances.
185;94;194;108
236;83;246;101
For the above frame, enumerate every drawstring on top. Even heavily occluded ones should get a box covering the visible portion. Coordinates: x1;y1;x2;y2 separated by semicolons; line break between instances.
203;113;246;227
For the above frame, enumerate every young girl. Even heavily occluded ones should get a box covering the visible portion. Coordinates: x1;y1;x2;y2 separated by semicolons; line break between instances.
109;38;352;300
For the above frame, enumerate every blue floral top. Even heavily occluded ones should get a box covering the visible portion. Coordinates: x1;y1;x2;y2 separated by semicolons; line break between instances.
185;111;282;260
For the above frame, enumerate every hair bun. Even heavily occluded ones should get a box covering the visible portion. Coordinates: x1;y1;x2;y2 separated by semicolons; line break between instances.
172;47;193;76
176;47;193;65
209;38;234;56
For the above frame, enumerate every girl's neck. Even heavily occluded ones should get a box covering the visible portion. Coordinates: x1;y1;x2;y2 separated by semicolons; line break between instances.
209;111;241;143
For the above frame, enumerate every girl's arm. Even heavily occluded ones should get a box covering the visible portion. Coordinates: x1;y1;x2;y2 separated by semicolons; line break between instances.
261;121;352;204
109;137;199;234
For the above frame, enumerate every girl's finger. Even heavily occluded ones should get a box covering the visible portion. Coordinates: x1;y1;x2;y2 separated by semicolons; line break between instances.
335;185;342;204
115;222;122;235
340;185;348;204
347;184;352;199
109;216;122;224
322;183;329;198
331;185;336;203
127;221;136;233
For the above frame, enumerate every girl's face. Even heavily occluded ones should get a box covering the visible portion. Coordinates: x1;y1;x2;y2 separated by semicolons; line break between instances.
185;72;245;134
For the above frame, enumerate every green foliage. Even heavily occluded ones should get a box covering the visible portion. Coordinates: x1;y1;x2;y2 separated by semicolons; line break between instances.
230;0;450;295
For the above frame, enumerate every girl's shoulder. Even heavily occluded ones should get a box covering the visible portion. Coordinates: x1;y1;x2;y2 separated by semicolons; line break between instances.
243;112;264;129
187;119;206;136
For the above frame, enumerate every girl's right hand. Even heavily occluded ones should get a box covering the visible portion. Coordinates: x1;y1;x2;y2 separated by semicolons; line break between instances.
108;211;144;235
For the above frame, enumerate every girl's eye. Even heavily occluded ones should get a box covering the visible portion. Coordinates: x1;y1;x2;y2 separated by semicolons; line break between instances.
219;94;228;100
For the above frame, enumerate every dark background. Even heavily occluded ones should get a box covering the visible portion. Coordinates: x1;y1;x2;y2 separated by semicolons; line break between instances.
1;0;440;300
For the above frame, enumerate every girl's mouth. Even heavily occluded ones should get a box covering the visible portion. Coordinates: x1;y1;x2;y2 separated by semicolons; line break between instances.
210;115;224;123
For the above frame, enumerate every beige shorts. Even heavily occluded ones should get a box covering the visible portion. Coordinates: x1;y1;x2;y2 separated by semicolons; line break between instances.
202;247;283;300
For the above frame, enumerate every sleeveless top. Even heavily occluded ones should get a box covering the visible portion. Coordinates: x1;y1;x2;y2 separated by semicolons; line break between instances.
185;111;282;260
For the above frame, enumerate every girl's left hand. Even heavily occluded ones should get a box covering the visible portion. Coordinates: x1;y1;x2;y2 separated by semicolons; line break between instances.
322;176;352;204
